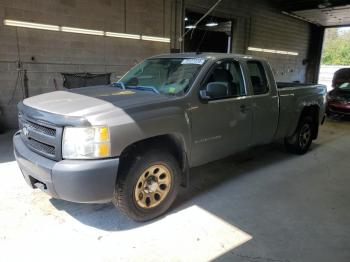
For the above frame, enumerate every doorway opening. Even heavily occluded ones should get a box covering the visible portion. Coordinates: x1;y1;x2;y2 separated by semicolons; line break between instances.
184;10;232;53
318;26;350;90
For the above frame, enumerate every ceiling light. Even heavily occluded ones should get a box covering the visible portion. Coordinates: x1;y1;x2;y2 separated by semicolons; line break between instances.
248;47;298;56
106;32;140;39
184;17;189;21
185;25;196;29
141;35;170;43
61;26;104;36
4;19;170;43
4;19;59;31
205;22;218;27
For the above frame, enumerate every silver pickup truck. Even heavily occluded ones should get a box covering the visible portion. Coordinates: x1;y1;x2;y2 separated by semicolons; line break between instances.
13;53;326;221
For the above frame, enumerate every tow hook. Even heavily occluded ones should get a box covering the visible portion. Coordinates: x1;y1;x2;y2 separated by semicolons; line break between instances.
34;182;47;191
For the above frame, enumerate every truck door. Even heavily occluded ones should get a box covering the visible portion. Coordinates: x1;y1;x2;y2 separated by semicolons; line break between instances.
246;60;279;145
189;59;253;167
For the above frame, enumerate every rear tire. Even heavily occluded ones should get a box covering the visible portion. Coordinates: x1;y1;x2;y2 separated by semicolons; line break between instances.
113;149;181;222
285;116;314;155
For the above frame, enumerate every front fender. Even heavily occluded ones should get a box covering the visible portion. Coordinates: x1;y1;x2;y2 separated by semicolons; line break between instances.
105;105;191;158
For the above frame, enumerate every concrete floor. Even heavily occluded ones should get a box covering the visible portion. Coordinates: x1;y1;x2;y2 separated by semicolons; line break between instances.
0;119;349;262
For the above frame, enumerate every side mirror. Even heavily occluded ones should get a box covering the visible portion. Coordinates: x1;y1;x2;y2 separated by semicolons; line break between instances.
200;82;228;100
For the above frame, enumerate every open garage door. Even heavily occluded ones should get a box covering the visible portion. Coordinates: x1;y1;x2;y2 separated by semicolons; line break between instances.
184;10;232;53
274;0;350;84
319;26;350;90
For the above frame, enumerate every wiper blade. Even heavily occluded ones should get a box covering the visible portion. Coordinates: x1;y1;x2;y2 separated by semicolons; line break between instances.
111;81;126;89
112;83;160;94
125;86;160;94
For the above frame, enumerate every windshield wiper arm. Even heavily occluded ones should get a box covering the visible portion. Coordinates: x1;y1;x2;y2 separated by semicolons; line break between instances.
125;86;160;94
112;81;126;89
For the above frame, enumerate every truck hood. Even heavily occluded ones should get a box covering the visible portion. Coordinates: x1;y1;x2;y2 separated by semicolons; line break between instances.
23;85;173;118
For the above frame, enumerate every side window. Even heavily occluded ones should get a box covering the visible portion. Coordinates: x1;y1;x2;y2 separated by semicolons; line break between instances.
247;61;269;95
229;62;246;96
205;60;246;99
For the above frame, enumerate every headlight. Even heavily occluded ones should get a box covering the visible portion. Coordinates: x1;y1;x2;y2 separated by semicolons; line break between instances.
62;126;111;159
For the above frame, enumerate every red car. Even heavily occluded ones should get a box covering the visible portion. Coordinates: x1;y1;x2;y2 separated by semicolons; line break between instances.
326;68;350;116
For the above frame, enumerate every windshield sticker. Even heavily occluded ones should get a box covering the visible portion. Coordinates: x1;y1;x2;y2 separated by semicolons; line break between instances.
168;87;176;93
181;58;205;65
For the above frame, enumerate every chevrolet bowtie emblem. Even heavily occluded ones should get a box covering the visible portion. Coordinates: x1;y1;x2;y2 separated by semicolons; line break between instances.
22;125;29;136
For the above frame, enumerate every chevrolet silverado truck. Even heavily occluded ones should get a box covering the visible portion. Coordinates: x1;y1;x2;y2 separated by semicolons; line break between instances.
14;53;326;221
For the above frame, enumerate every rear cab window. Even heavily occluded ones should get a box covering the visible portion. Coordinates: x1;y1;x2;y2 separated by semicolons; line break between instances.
247;61;269;95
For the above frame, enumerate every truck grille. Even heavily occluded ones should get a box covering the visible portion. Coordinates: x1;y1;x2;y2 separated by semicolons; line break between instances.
26;121;56;137
26;138;56;156
18;113;62;161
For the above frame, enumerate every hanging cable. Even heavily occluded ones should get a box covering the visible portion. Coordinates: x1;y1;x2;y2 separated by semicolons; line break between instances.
195;29;208;52
178;0;223;42
8;28;25;105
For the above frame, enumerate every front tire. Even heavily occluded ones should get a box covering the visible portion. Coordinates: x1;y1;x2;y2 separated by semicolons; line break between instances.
285;116;314;154
113;150;181;222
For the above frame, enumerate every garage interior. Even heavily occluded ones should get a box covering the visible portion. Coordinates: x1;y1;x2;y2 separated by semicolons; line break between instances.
0;0;350;261
183;11;233;53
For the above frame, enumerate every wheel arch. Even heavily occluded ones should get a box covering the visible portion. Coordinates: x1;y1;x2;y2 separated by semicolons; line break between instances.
118;134;189;187
298;105;320;140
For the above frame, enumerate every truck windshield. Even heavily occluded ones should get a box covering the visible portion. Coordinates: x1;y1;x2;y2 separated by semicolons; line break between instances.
118;58;206;95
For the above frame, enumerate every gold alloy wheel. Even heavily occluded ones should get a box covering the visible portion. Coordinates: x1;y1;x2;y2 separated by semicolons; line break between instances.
134;164;172;209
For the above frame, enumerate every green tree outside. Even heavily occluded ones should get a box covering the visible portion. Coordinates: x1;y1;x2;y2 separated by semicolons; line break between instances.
322;28;350;65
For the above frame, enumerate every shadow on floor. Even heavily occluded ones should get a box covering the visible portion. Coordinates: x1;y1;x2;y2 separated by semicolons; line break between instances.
50;142;300;231
7;121;350;261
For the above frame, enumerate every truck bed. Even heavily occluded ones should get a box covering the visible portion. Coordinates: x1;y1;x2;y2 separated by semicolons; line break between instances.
277;82;314;89
275;83;327;140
